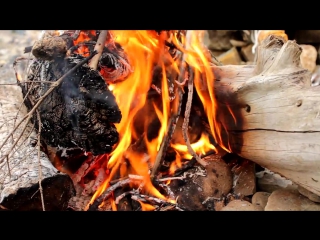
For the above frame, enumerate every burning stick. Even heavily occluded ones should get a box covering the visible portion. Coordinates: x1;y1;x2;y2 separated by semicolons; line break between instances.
131;194;183;211
88;30;108;70
0;51;98;164
150;31;193;181
182;67;208;166
86;176;144;211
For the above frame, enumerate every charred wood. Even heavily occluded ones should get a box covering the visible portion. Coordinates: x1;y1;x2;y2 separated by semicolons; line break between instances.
170;154;232;211
20;55;121;155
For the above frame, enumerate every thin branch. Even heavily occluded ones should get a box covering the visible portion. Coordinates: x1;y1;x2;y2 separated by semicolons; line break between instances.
89;30;108;70
36;110;45;211
13;56;39;128
158;176;185;181
0;81;60;85
5;156;11;178
150;30;192;181
182;67;207;166
87;178;131;211
0;51;97;164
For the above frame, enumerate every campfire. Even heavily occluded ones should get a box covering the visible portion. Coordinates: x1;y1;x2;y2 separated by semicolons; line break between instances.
10;30;227;211
1;30;320;211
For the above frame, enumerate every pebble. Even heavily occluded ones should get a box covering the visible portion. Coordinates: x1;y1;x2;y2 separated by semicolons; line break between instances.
220;200;263;211
252;192;271;209
300;44;317;73
265;189;320;211
232;159;256;197
298;186;320;203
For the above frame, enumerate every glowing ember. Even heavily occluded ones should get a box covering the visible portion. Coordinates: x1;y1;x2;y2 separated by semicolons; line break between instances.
171;132;216;160
138;200;156;211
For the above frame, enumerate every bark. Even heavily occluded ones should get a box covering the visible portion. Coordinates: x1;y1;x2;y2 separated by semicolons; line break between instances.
0;64;75;211
210;35;320;196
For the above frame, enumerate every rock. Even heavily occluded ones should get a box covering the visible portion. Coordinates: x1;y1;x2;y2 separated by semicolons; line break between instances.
252;192;270;209
298;186;320;203
300;44;317;73
240;44;255;63
256;168;298;193
170;154;233;210
229;39;247;48
217;47;243;65
205;30;237;51
232;159;256;196
293;30;320;44
220;200;263;211
257;30;288;44
265;189;320;211
213;200;225;211
311;65;320;86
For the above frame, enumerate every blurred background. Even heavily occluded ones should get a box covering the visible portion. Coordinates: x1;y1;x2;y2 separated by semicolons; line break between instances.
1;30;320;76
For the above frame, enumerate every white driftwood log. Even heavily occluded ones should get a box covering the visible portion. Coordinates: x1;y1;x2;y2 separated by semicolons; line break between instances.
211;35;320;196
0;64;75;210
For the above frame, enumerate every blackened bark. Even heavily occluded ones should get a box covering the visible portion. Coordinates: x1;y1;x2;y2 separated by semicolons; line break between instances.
20;55;121;155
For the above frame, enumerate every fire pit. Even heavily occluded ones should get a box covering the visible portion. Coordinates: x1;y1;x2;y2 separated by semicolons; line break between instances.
1;30;320;211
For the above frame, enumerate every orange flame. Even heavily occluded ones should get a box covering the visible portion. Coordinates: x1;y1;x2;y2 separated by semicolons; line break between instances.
138;200;156;211
66;30;232;210
171;132;216;159
183;31;231;153
73;30;97;57
87;31;173;207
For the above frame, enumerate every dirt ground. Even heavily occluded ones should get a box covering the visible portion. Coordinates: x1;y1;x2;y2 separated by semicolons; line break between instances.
0;30;41;84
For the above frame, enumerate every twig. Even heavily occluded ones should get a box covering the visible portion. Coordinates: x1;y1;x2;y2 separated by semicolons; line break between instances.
5;156;10;178
202;196;222;204
87;178;131;211
72;30;81;40
131;193;183;211
0;83;19;86
173;158;197;177
0;51;97;164
159;183;175;200
12;56;36;136
88;30;108;70
158;176;185;181
109;176;128;185
150;30;192;181
0;82;54;87
115;190;138;204
166;150;216;177
36;110;45;211
181;67;207;166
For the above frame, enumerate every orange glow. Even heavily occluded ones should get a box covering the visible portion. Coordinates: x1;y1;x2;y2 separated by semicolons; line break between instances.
87;30;175;207
168;152;182;175
171;132;216;159
138;200;156;211
111;197;117;211
64;30;233;211
184;31;231;153
16;73;22;81
73;30;97;56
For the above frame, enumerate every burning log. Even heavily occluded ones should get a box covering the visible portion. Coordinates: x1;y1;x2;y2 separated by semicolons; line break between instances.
0;73;75;211
211;35;320;197
19;30;130;155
